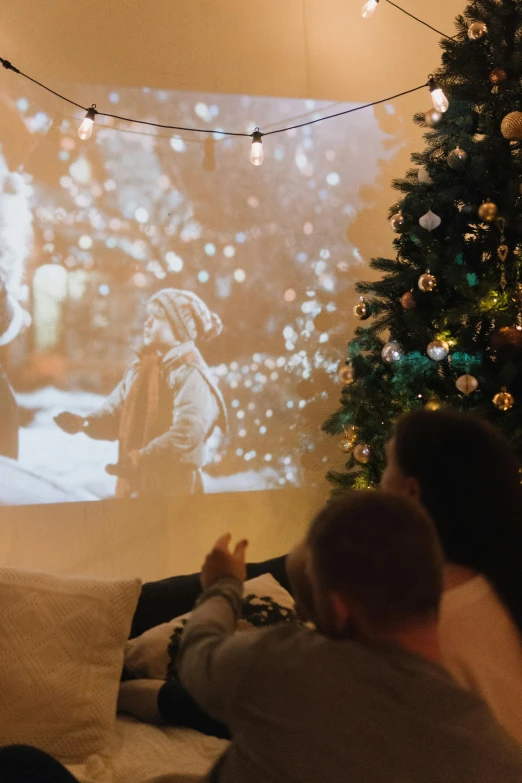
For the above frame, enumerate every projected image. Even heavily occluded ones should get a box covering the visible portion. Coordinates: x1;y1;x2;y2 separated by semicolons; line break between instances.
0;80;389;505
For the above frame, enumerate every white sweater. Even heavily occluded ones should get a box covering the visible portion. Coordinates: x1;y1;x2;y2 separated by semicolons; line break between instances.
440;575;522;746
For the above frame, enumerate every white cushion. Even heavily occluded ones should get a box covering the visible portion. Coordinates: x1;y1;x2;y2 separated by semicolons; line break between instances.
0;566;141;782
125;573;295;680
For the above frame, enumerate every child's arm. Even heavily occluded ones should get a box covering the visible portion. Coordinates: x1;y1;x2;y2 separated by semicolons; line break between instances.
54;378;127;441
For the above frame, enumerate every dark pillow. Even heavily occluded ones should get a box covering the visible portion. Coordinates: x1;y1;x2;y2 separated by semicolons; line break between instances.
129;555;290;639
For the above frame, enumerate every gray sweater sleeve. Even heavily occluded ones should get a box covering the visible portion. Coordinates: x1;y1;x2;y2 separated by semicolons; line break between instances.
177;577;264;726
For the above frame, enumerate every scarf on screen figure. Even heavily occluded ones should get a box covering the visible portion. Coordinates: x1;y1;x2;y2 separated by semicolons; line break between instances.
115;341;223;498
116;349;161;498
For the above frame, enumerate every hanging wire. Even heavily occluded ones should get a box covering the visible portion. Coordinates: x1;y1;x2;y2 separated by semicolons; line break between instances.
1;55;429;139
384;1;455;40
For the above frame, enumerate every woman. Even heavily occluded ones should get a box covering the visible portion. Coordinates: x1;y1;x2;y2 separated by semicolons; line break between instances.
380;409;522;744
289;410;522;744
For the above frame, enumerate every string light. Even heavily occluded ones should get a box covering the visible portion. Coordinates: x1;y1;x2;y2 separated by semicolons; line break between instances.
361;0;379;18
250;128;264;166
428;76;449;113
78;104;97;140
0;54;439;152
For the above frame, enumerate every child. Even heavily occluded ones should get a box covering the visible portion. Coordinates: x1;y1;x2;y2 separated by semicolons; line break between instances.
55;288;227;498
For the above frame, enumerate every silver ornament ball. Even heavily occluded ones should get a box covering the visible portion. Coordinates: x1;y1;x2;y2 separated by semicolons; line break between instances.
382;341;403;364
427;339;450;361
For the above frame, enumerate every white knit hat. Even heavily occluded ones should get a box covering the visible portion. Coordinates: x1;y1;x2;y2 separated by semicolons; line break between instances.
149;288;223;344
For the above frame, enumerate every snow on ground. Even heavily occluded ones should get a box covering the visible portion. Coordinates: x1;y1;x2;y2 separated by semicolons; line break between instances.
7;387;283;506
16;386;118;502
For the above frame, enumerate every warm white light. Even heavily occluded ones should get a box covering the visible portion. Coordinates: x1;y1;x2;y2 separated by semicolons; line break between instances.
428;79;449;113
361;0;379;18
78;106;97;140
250;129;264;166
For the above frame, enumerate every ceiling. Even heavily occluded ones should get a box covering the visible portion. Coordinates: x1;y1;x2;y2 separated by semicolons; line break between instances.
1;0;461;101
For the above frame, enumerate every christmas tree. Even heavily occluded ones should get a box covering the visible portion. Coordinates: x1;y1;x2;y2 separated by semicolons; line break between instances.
324;0;522;491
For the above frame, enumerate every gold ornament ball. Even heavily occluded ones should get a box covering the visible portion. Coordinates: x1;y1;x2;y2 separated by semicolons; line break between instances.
389;212;404;232
354;297;369;320
425;108;442;128
468;21;487;40
339;425;358;453
501;112;522;141
339;438;354;454
425;399;442;411
456;374;479;395
478;200;498;222
339;365;355;385
354;444;371;464
490;68;507;85
447;147;468;171
401;291;416;310
493;388;514;411
418;272;437;292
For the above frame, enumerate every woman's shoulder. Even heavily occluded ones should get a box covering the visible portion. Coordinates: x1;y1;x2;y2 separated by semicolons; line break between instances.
440;574;521;663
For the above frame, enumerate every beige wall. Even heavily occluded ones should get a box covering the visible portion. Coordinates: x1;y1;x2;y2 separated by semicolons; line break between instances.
0;0;458;580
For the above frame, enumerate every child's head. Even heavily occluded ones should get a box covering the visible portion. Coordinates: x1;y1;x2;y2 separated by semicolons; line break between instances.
144;288;222;352
143;300;177;351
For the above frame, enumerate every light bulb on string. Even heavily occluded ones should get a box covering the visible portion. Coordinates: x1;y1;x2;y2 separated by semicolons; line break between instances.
361;0;379;18
78;105;97;140
428;77;449;114
250;128;264;166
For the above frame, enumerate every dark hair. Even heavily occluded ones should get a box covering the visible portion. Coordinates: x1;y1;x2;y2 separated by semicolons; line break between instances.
307;490;443;633
393;410;522;634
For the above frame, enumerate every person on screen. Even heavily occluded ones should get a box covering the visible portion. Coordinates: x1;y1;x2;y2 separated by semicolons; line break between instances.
0;164;33;461
0;275;30;460
54;288;227;497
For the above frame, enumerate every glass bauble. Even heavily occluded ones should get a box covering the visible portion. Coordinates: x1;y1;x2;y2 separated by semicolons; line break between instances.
490;68;507;85
389;212;404;232
418;272;437;292
354;444;371;464
419;210;441;232
339;365;355;385
468;21;487;40
478;200;498;223
400;291;416;310
418;166;433;185
353;297;370;320
427;339;449;361
493;388;514;411
501;112;522;141
339;425;358;453
425;108;442;128
456;374;479;395
381;341;403;363
447;147;468;171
